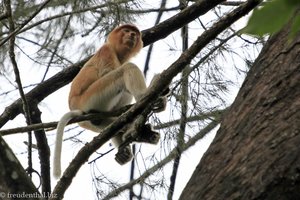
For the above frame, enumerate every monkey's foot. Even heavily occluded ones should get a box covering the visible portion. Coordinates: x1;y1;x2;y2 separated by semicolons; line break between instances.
115;145;133;165
135;124;160;144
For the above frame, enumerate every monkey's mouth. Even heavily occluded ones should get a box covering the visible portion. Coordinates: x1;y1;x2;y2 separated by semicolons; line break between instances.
124;38;136;48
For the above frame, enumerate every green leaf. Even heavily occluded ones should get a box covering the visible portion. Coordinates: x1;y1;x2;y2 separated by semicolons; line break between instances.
242;0;299;37
289;14;300;40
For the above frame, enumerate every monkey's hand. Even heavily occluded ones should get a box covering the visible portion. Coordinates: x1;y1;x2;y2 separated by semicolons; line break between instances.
115;145;133;165
149;74;170;113
152;87;170;112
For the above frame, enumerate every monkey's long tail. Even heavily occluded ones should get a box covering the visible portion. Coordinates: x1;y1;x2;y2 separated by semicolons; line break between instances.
53;110;83;179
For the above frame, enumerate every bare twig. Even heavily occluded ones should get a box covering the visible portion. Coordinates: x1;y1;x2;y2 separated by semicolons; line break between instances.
5;0;35;177
168;11;189;199
41;15;72;82
0;0;51;47
143;0;168;76
221;1;246;6
0;105;132;136
0;12;9;20
8;0;132;37
0;108;224;136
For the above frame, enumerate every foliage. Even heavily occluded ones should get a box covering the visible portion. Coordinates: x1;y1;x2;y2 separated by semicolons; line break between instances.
243;0;300;38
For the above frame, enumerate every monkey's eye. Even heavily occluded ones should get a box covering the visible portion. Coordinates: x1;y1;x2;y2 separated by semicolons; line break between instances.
123;29;130;33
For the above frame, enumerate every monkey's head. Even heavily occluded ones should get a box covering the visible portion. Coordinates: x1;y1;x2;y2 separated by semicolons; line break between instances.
107;24;143;61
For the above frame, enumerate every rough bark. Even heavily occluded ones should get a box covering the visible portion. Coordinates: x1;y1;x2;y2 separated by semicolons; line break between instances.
0;136;40;200
179;23;300;199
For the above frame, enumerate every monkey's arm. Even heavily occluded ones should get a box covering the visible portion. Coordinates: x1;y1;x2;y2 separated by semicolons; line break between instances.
69;46;117;109
69;67;98;97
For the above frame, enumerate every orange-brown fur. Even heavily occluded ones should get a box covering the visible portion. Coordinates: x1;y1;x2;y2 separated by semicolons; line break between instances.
53;24;146;178
69;24;143;112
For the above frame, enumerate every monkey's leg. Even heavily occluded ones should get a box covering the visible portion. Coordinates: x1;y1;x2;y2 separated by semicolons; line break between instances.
114;126;160;165
112;125;134;165
122;62;147;101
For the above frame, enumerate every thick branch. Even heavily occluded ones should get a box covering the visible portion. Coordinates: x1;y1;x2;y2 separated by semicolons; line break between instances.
141;0;225;46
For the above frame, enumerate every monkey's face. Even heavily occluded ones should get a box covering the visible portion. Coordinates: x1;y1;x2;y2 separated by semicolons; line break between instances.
107;24;143;59
120;28;139;49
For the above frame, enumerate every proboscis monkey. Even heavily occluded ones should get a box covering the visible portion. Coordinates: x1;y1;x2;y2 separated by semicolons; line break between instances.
53;24;167;178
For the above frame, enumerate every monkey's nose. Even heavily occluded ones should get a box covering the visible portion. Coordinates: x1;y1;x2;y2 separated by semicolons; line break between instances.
130;32;136;37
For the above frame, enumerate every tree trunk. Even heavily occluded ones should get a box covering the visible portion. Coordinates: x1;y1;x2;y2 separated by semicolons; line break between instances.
0;136;40;200
179;23;300;199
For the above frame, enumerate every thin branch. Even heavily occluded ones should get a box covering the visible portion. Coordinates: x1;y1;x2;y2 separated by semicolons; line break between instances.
5;0;35;176
41;15;72;82
155;109;225;129
7;0;131;37
168;14;189;199
17;36;73;65
0;0;51;47
221;1;246;6
0;11;9;21
0;108;224;136
143;0;168;76
188;0;246;6
129;143;136;200
132;1;169;199
31;105;51;196
0;105;132;135
103;119;220;200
